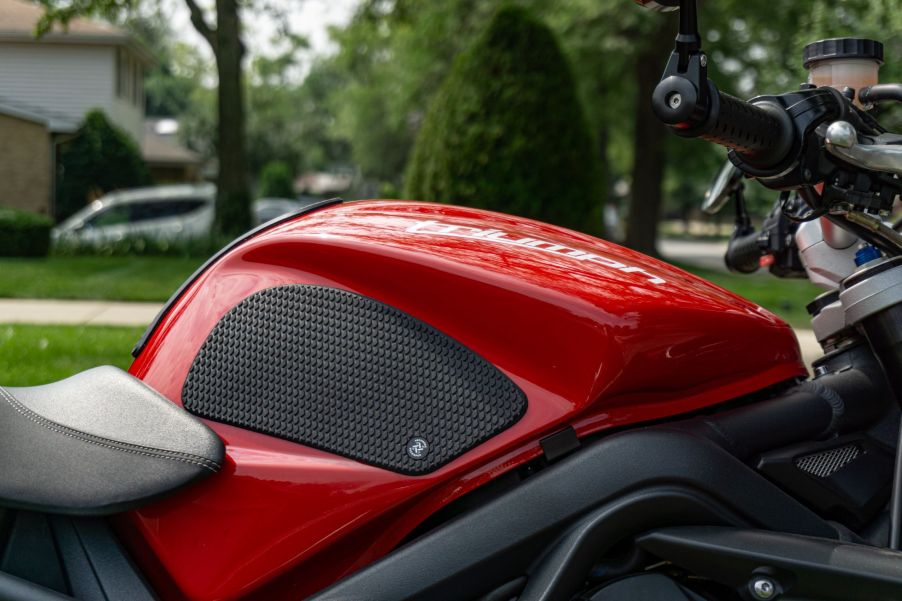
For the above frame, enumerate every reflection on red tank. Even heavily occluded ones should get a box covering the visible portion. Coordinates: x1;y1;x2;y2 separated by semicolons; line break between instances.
126;200;804;601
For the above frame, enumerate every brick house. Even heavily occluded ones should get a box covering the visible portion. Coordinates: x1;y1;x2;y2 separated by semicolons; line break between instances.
0;100;63;215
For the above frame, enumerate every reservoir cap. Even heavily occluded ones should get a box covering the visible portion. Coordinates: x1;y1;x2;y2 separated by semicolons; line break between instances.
803;38;884;69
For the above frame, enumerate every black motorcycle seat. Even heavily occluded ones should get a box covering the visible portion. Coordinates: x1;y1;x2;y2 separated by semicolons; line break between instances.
0;366;224;515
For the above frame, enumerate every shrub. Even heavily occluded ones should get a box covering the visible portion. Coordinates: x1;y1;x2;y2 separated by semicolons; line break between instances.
258;161;295;198
0;208;53;257
403;6;604;234
51;233;230;258
56;110;150;221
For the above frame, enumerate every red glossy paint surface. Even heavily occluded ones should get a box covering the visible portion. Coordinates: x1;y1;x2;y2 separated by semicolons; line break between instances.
127;201;805;600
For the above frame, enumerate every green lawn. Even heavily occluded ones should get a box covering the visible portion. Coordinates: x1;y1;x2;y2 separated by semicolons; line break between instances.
0;257;202;302
0;324;144;386
679;264;821;329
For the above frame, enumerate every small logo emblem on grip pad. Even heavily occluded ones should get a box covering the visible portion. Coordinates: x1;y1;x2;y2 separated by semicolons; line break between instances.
407;437;429;460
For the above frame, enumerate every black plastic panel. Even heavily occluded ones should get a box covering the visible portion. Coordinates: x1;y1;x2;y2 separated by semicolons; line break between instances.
589;574;706;601
310;430;837;601
0;510;155;601
183;285;527;474
756;434;893;528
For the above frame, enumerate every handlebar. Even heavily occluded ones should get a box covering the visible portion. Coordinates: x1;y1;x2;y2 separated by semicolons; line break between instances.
652;77;793;168
646;0;902;266
702;89;789;159
724;228;764;274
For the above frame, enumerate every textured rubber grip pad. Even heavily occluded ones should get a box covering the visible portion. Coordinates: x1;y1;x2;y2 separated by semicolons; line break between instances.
182;285;527;474
701;91;785;158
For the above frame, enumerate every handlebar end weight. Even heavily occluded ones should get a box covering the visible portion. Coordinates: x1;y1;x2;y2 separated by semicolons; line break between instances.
652;76;705;127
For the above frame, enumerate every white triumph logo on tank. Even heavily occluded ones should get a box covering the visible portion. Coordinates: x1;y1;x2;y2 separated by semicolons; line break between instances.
406;220;666;285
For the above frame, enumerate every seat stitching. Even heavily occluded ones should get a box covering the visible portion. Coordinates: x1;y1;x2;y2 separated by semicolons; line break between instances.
0;386;220;472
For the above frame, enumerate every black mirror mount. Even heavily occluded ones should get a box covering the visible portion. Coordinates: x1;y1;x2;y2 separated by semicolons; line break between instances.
674;0;701;70
649;0;716;136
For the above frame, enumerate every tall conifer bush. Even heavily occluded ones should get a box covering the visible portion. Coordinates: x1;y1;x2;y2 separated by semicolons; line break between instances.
404;6;604;233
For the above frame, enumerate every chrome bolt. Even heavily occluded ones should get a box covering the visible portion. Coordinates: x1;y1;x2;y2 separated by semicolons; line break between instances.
751;577;777;599
668;93;683;109
700;54;708;67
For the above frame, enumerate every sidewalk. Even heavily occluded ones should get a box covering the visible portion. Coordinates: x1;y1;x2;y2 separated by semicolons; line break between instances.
0;299;163;327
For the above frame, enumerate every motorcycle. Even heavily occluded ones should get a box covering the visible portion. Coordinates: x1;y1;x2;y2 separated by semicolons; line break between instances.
2;0;902;599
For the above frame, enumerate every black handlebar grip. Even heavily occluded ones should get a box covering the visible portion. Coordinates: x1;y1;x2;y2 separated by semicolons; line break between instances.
653;76;794;168
725;230;764;274
700;90;789;162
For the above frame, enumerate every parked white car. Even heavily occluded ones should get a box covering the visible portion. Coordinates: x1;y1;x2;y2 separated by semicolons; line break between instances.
52;185;315;245
53;184;216;245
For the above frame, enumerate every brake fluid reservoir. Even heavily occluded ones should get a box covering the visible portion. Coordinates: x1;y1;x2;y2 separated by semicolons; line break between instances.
803;38;884;106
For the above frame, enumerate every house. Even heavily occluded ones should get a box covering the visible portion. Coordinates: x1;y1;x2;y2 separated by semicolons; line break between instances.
0;0;199;217
142;118;202;183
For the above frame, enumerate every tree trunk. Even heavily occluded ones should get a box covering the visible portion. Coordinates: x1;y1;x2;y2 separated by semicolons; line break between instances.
213;0;250;236
624;25;673;257
596;125;611;239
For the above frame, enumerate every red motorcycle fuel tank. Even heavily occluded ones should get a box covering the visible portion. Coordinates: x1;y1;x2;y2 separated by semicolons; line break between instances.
125;200;805;601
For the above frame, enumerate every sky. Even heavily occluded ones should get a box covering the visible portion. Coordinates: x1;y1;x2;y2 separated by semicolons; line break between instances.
164;0;360;80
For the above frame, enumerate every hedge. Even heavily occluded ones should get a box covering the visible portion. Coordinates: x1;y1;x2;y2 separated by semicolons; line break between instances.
0;208;53;257
56;110;150;221
403;6;604;234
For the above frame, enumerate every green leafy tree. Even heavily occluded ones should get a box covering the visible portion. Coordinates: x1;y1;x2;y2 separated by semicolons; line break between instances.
56;110;150;220
126;11;206;118
258;161;295;198
327;0;507;188
404;6;604;234
180;51;352;180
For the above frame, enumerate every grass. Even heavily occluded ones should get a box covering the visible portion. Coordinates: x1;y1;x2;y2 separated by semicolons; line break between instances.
0;324;144;386
0;256;202;302
678;264;821;329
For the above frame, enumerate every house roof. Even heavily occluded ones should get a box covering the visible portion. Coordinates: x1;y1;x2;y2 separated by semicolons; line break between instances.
0;0;154;63
0;94;78;132
141;121;202;166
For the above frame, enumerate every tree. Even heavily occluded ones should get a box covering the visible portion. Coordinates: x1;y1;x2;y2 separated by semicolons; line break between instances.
404;6;604;234
623;16;676;255
179;53;353;181
39;0;252;237
258;161;294;198
327;0;508;189
125;11;205;118
56;110;150;220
